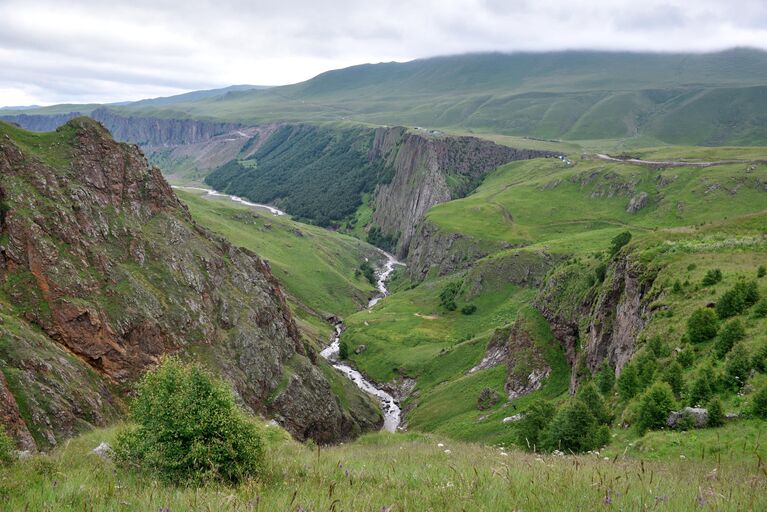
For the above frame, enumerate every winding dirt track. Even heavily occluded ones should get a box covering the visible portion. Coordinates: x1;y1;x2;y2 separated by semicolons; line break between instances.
594;153;763;168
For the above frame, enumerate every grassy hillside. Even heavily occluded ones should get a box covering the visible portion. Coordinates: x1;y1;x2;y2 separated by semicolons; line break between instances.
3;424;766;511
425;153;767;254
104;49;767;145
340;144;767;450
177;189;382;324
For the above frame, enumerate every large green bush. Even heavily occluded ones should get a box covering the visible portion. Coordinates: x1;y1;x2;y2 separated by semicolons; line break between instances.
701;269;722;286
636;382;676;433
516;400;556;451
662;361;685;398
687;308;718;343
617;363;641;400
688;371;713;406
577;382;612;425
541;400;608;453
725;343;751;390
716;280;760;318
715;319;745;358
114;358;264;484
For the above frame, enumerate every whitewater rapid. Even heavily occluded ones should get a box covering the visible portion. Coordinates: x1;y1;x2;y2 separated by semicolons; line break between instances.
320;250;404;432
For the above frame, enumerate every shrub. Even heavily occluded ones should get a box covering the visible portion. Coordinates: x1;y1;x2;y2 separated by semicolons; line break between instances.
752;342;767;373
672;280;683;294
0;430;14;466
541;400;603;453
114;358;264;484
715;319;745;359
758;265;766;278
636;352;657;388
701;269;722;286
752;384;767;419
439;282;461;311
752;299;767;318
516;400;556;451
357;261;376;286
339;340;350;360
687;308;719;343
716;280;760;318
662;361;685;398
725;343;751;390
677;346;694;368
636;382;676;433
609;231;632;257
707;397;725;427
618;363;641;400
647;336;671;358
577;382;612;425
594;263;607;283
688;372;713;406
595;360;615;395
461;304;477;315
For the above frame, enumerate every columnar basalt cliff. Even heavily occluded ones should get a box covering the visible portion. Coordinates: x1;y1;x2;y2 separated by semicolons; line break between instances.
0;119;381;449
369;128;556;257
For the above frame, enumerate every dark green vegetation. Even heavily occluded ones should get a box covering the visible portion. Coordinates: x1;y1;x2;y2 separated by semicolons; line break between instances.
114;358;263;484
205;124;393;226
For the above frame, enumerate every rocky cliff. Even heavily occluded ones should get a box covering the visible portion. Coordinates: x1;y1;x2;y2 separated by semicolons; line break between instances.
533;252;659;391
0;119;381;449
369;128;555;256
0;112;82;132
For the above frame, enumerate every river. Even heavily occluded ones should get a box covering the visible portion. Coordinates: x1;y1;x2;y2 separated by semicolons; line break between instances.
175;184;405;432
319;250;404;432
171;185;287;216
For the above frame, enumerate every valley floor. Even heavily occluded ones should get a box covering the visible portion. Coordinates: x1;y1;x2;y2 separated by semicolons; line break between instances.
1;425;766;511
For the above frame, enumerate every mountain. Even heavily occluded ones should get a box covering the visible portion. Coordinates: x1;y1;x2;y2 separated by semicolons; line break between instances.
5;49;767;146
102;48;767;146
0;119;380;450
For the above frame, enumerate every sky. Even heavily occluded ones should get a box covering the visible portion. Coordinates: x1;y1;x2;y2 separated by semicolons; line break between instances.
1;0;766;107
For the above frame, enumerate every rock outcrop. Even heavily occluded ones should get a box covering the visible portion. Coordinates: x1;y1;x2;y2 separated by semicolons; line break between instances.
0;118;381;449
534;254;659;392
369;128;555;256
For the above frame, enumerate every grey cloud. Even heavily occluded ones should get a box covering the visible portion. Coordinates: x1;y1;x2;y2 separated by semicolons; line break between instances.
1;0;766;106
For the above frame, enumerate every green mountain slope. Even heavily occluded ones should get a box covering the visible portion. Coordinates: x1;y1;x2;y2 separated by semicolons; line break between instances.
106;48;767;145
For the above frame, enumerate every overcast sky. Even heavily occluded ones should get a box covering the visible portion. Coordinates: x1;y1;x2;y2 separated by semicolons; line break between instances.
1;0;766;107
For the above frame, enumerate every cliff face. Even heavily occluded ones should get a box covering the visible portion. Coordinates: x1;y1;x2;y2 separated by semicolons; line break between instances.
369;128;555;256
533;253;659;391
0;113;82;132
89;108;245;146
0;119;380;449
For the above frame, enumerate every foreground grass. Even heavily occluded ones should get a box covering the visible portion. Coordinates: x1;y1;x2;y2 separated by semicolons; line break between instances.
2;427;766;511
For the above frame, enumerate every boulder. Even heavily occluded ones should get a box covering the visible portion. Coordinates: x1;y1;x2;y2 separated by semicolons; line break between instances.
626;192;649;213
477;387;501;410
668;407;708;428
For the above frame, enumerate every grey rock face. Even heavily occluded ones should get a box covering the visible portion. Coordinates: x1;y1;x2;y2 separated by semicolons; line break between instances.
369;127;556;257
668;407;709;428
626;192;649;213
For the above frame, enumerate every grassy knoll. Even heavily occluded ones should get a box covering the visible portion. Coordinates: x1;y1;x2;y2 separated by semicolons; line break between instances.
2;424;766;511
425;155;767;254
177;189;381;320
